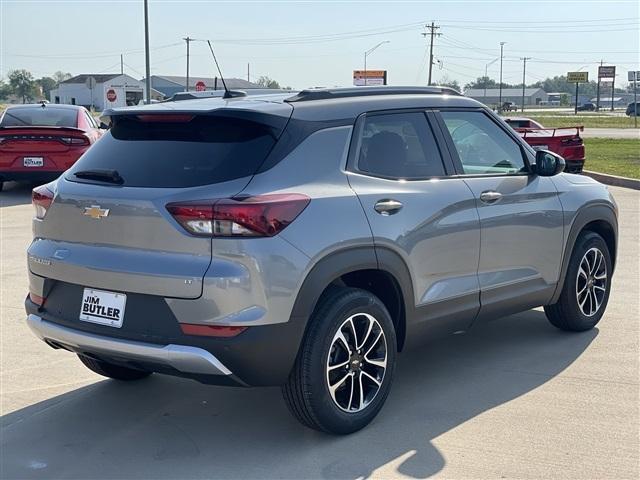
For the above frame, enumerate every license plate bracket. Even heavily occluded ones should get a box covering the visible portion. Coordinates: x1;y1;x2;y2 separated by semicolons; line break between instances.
79;288;126;328
23;157;44;167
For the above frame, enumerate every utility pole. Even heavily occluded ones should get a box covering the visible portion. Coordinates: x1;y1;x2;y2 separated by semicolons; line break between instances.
247;63;250;82
498;42;506;111
422;22;441;86
183;36;194;91
596;59;603;111
520;57;531;112
120;54;124;75
143;0;151;104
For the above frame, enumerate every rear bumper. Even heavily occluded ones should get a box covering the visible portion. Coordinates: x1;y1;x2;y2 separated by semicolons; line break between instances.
565;159;585;173
27;313;234;377
0;171;63;183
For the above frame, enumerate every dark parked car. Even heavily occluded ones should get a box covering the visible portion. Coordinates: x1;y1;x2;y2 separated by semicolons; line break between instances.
502;101;517;112
577;102;596;112
626;102;639;116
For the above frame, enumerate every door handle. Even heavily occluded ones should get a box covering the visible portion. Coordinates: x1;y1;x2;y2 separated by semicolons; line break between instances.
479;191;503;204
374;199;403;216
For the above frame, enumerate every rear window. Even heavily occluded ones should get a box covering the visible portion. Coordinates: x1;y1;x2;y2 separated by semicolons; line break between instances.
505;120;529;129
0;107;78;127
66;115;277;188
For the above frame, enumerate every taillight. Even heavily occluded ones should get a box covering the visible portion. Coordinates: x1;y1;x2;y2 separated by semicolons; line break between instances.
59;136;90;146
29;292;46;306
167;193;310;237
561;137;583;146
32;185;54;219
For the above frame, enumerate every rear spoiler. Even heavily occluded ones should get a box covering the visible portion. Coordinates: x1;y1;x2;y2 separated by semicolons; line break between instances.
518;126;584;138
0;125;85;133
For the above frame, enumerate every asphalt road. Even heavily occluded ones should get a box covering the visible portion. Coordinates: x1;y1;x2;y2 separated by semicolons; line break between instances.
1;181;638;479
581;128;640;139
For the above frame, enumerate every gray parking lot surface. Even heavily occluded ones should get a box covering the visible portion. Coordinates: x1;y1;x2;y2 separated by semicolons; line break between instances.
1;181;638;479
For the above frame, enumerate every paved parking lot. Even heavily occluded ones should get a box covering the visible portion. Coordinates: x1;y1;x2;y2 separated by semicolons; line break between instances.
1;181;638;479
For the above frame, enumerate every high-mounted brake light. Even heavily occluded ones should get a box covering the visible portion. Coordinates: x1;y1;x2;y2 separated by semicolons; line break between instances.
167;194;310;237
136;114;195;123
32;185;54;219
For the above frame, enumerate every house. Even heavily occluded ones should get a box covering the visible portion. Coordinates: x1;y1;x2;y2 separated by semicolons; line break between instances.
464;88;549;107
146;75;260;98
49;74;163;110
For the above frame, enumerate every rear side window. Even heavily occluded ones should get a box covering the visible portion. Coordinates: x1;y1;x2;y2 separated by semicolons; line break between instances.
357;112;445;179
66;115;277;188
0;107;78;127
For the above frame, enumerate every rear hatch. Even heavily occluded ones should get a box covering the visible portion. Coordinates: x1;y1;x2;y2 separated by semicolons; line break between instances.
28;104;292;299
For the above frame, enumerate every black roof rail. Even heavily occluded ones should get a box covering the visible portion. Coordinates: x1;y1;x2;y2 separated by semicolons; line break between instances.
285;86;462;103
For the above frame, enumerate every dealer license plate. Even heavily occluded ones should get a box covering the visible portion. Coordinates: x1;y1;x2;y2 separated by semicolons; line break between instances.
79;288;126;328
23;157;44;167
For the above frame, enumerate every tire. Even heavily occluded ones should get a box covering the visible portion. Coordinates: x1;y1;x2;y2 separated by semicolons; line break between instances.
78;354;152;381
545;231;612;332
282;287;397;435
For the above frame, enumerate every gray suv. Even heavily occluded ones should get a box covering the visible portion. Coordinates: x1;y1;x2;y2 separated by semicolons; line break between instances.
25;87;618;434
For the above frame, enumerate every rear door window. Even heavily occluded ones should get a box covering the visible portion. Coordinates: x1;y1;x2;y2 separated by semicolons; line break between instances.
357;112;446;179
0;107;78;127
66;115;278;188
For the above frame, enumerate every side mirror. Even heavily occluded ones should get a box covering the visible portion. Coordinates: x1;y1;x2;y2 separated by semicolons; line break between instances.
534;150;565;176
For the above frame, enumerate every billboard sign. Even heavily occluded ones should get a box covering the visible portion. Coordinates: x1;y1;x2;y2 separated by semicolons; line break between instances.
353;70;387;86
598;66;616;79
567;72;589;83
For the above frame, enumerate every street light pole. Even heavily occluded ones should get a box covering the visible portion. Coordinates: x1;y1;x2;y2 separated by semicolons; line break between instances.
363;41;390;86
484;58;498;99
143;0;151;104
498;42;506;111
520;57;531;112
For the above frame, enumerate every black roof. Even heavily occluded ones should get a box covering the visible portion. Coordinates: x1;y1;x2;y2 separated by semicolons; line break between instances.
61;74;121;84
102;86;481;124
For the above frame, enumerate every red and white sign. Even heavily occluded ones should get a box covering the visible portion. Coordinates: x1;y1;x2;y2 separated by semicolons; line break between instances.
106;89;117;102
195;81;206;92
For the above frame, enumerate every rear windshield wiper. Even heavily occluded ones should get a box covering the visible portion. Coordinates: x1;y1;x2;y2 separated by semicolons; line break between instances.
73;169;124;185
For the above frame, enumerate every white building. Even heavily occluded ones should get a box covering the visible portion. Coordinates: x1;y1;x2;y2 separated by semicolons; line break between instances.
50;74;163;110
464;88;549;107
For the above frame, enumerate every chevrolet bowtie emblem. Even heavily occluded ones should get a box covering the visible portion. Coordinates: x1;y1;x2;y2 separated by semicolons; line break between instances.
83;205;109;219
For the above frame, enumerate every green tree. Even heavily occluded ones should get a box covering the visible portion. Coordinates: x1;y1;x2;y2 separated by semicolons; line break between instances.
256;76;281;89
0;78;12;100
435;75;460;92
52;71;72;85
37;76;57;99
8;69;36;103
464;76;510;91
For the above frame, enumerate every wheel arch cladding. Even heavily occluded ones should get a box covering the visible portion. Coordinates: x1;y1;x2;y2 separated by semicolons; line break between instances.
551;204;618;305
290;246;413;353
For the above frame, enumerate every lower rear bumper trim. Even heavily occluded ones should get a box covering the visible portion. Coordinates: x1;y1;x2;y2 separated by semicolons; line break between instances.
26;314;232;376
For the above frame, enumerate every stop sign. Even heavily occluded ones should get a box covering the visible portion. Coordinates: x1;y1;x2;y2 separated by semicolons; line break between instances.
106;89;117;102
195;81;206;92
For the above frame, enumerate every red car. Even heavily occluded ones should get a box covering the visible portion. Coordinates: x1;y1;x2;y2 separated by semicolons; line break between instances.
504;117;585;173
0;103;103;191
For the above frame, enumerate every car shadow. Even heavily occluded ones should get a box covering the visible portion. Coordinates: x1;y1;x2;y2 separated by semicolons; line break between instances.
0;181;35;207
1;309;597;479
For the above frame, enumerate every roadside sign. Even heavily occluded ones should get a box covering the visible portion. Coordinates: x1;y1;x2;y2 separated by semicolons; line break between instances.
85;76;97;89
628;71;640;82
195;81;206;92
567;72;589;83
353;70;387;86
598;66;616;79
106;89;117;102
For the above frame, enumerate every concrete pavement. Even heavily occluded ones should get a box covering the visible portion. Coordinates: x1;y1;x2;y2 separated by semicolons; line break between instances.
1;182;638;479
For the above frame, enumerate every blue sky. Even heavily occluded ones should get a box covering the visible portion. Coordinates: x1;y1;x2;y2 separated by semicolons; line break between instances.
1;0;638;89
